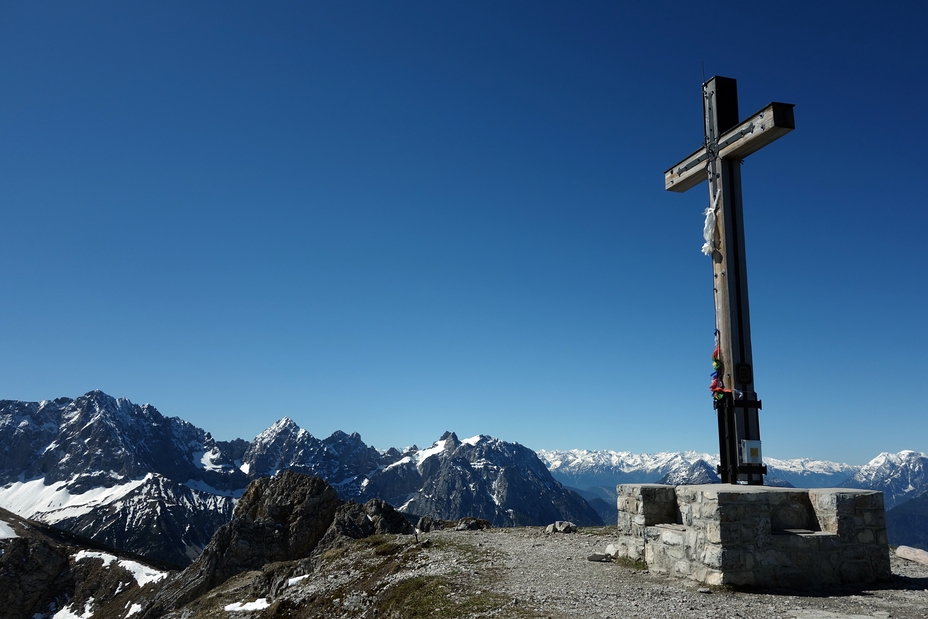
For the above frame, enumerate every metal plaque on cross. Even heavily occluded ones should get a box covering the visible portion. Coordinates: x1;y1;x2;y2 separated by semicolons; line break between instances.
665;76;794;484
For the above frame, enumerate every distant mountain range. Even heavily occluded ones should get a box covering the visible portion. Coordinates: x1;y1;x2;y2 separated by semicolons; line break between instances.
1;391;925;565
538;448;928;509
538;449;860;490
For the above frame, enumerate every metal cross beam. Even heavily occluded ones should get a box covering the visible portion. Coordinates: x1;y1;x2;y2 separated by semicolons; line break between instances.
665;76;794;484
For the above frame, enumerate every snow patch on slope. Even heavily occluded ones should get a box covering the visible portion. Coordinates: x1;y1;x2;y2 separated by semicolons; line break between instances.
0;475;150;523
225;599;270;612
193;447;229;472
74;550;167;586
413;440;447;466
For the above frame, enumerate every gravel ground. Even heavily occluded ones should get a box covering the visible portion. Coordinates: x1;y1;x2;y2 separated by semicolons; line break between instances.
417;527;928;619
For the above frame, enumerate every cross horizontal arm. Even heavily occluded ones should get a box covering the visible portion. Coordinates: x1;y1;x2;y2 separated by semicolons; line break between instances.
664;102;795;193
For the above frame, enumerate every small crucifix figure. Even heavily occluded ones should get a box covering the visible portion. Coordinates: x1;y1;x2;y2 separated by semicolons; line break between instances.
665;76;795;484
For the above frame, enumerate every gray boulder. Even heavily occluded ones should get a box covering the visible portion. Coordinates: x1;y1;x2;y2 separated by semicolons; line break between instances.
545;520;577;533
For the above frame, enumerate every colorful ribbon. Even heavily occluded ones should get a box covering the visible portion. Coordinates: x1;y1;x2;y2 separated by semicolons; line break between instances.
710;331;731;400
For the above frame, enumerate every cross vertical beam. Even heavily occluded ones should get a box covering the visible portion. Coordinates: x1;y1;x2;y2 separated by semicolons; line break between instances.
665;76;794;484
705;77;762;484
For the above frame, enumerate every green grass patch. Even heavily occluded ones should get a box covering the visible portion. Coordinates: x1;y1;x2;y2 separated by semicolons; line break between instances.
614;556;648;570
376;575;531;619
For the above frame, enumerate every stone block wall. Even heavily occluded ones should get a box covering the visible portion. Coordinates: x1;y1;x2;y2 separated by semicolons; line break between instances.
614;484;890;588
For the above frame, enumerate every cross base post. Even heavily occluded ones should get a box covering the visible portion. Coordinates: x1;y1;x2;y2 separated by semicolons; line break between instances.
715;393;766;484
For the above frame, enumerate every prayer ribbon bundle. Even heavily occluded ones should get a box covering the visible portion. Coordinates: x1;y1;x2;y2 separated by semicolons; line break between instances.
710;330;731;400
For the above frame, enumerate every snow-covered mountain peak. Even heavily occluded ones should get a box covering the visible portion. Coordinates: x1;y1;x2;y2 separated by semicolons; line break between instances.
268;416;298;431
841;450;928;509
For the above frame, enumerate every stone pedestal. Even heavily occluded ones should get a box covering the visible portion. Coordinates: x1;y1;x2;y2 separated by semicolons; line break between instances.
614;484;891;588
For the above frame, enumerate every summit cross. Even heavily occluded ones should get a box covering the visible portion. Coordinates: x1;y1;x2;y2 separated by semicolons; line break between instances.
665;76;795;484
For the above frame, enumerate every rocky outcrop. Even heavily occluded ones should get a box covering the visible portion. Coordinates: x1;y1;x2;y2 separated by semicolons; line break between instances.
0;536;70;619
318;498;415;549
148;471;342;612
0;506;169;619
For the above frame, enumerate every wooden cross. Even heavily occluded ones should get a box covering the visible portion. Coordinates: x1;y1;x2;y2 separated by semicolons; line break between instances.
665;76;794;484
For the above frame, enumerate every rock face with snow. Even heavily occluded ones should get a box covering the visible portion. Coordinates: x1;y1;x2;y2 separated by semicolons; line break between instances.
381;432;602;527
0;392;242;567
0;391;247;493
841;451;928;509
241;420;384;499
0;506;168;619
49;473;236;566
150;471;343;612
657;459;721;485
144;472;415;618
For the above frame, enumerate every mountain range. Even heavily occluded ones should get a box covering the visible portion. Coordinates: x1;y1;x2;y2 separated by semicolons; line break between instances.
538;448;928;510
0;391;599;566
1;390;925;566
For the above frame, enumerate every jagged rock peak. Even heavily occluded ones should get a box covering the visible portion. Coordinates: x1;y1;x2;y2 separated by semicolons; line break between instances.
326;429;362;440
323;429;365;446
268;416;299;432
148;471;343;614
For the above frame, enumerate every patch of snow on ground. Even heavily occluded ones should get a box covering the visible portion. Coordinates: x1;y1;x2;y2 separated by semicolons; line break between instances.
52;597;95;619
126;603;142;616
462;435;483;446
74;550;167;586
75;550;116;567
224;599;270;612
119;558;168;586
0;520;17;539
0;476;149;523
287;575;309;586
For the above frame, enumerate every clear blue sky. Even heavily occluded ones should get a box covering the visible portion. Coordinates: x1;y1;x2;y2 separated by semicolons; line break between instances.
2;2;925;465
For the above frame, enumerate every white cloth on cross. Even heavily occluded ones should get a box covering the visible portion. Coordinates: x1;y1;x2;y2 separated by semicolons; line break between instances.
701;190;721;255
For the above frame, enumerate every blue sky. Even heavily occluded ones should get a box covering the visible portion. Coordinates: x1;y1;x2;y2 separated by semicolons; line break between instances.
2;2;925;464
